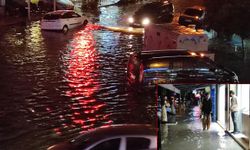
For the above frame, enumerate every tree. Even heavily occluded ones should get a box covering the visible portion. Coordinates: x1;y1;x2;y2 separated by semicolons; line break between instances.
205;0;250;60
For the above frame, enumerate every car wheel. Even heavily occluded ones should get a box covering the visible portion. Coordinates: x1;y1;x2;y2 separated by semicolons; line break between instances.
83;20;88;26
62;25;68;33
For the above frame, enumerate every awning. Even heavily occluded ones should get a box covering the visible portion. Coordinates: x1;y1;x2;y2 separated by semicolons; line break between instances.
159;84;180;94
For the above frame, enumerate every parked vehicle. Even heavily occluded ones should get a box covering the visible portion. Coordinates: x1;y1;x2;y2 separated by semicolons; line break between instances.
178;6;206;29
47;124;157;150
127;50;239;87
127;1;174;27
41;10;88;33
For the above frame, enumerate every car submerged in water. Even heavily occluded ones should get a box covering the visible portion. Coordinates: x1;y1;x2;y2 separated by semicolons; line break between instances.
47;124;157;150
127;50;239;87
178;6;206;29
127;1;174;27
41;10;88;33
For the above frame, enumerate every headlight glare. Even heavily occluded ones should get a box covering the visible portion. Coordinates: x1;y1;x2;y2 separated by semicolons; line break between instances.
128;17;134;23
142;18;150;26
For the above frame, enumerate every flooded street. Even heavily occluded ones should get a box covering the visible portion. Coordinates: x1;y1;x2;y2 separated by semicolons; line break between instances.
160;106;243;150
0;0;221;149
0;2;154;150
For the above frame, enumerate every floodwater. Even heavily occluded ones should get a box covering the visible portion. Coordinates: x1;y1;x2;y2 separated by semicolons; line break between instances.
0;0;207;149
0;1;154;150
160;106;243;150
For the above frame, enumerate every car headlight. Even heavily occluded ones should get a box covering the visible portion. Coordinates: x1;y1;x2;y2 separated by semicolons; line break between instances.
142;18;150;26
128;17;134;23
195;16;201;20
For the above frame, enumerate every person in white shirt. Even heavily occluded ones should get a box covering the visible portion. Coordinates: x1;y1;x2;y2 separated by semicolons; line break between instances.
229;90;240;134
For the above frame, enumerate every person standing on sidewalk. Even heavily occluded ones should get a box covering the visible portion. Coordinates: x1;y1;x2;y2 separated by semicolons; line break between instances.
201;92;212;130
161;96;168;123
229;90;240;134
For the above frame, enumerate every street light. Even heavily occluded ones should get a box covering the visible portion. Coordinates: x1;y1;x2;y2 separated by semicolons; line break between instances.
54;0;56;11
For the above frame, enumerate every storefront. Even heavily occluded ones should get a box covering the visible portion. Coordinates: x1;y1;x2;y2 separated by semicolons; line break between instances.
216;84;250;149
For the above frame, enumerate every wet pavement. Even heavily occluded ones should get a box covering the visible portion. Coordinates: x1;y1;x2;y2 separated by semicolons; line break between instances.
160;106;243;150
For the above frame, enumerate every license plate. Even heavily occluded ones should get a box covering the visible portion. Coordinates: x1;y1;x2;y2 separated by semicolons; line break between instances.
185;19;192;22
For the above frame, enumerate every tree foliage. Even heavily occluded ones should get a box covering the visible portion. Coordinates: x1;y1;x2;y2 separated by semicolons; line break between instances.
204;0;250;40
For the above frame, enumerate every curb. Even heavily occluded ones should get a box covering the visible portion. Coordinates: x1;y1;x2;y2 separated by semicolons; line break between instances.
225;130;249;150
217;122;249;149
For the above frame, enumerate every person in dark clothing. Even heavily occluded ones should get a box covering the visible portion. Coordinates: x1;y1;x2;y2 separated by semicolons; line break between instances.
201;92;212;130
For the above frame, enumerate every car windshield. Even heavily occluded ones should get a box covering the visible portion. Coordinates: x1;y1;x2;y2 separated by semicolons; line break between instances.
43;14;61;20
184;8;203;17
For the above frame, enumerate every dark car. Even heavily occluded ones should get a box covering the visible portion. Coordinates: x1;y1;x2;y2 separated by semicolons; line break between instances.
127;1;174;27
178;6;206;29
127;50;239;86
47;124;157;150
38;0;74;11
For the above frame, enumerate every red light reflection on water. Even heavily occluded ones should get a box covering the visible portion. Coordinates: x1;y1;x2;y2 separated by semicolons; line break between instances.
53;24;113;136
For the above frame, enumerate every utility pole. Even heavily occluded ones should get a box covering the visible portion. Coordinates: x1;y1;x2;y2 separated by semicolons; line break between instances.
27;0;31;20
53;0;56;11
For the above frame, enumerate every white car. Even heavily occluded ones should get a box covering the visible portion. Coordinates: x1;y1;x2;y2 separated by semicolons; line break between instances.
41;10;88;32
47;124;157;150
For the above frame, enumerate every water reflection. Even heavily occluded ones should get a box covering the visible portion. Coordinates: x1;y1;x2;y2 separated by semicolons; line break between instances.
0;4;151;150
60;24;112;135
99;6;121;26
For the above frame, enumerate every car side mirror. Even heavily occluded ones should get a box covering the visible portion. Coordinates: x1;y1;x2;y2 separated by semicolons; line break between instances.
209;68;216;72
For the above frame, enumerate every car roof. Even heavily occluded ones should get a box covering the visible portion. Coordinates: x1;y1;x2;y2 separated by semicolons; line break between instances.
140;50;202;60
76;124;156;136
70;124;156;145
138;1;172;10
186;5;205;11
46;10;75;15
136;50;237;83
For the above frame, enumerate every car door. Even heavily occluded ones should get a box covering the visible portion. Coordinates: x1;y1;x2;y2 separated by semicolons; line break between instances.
71;12;83;27
86;137;123;150
61;12;72;29
62;12;80;29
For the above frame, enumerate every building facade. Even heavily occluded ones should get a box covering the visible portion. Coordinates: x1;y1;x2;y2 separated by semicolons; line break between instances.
217;84;250;149
0;0;5;6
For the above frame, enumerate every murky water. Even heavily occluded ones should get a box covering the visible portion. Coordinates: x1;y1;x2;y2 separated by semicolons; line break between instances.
0;1;207;149
0;4;156;150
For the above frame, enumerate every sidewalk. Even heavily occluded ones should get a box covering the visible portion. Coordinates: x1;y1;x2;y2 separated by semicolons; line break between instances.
160;106;244;150
0;7;43;27
0;15;26;27
0;7;23;26
225;129;250;150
